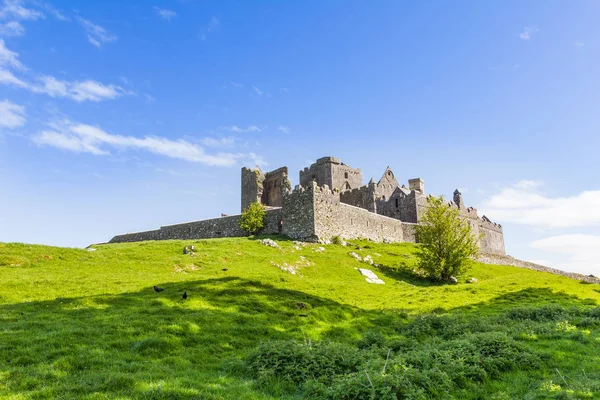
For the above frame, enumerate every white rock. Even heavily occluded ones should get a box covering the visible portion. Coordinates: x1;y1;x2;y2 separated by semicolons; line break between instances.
87;248;97;252
468;277;478;283
359;268;385;284
259;239;280;248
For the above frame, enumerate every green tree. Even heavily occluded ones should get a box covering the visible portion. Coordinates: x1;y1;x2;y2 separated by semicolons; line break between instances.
239;202;266;234
415;196;480;282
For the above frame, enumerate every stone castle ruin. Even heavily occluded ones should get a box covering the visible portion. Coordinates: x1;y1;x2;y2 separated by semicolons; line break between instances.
110;156;505;255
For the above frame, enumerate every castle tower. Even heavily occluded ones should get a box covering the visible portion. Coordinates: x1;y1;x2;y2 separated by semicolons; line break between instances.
453;189;464;209
408;178;424;193
241;167;264;212
299;156;362;191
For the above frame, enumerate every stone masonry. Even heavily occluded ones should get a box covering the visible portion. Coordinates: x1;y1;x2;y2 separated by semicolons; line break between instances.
109;156;506;255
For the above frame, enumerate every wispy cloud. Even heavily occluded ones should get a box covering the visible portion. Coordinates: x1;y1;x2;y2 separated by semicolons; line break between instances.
277;125;290;134
0;0;44;21
221;125;261;133
35;1;68;21
573;40;584;49
0;20;23;36
479;180;600;229
0;38;23;68
76;16;116;47
200;16;219;41
252;85;263;96
33;76;130;101
201;137;235;148
230;81;243;88
0;98;25;128
33;119;266;167
519;26;538;40
0;40;130;101
0;67;26;86
154;6;176;22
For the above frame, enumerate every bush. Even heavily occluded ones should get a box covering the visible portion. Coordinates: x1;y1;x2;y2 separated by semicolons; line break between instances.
239;202;266;234
245;320;541;399
331;235;343;245
507;305;568;322
414;196;479;281
245;340;366;385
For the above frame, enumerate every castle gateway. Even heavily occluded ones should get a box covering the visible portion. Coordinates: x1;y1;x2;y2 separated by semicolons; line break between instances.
110;156;505;255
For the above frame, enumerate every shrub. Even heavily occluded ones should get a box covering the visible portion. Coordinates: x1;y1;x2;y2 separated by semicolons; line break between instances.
331;235;343;245
239;202;266;234
414;196;479;281
507;305;568;322
245;340;366;385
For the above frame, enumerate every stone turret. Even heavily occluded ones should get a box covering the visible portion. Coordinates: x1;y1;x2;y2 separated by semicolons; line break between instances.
408;178;424;193
453;189;464;209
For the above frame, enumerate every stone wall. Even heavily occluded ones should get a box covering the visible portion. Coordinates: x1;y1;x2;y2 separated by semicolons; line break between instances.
281;184;316;239
313;184;407;242
479;253;599;284
109;209;283;243
478;220;505;255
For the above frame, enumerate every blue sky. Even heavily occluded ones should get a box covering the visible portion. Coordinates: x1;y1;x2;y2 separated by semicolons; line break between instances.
1;0;599;275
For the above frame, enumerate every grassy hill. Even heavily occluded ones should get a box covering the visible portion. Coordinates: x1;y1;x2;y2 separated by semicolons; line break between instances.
1;237;599;399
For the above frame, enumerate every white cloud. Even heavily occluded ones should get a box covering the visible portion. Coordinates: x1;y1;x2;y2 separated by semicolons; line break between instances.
154;6;176;22
573;40;584;49
201;137;235;148
0;38;23;68
513;180;543;190
33;119;265;167
36;2;68;21
230;81;243;88
0;98;25;128
0;67;26;86
277;125;290;134
252;85;263;96
479;180;600;229
531;234;600;275
221;125;261;133
0;41;130;101
0;0;44;21
200;16;218;40
10;75;130;102
519;26;538;40
76;16;116;47
0;20;23;36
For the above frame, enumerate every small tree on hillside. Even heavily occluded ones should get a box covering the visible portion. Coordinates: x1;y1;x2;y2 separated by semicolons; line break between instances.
415;196;480;282
239;202;266;235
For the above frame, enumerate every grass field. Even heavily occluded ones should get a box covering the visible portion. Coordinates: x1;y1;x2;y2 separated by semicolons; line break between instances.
1;237;599;399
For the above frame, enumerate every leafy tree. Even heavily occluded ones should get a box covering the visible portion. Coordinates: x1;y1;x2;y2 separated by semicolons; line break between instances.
415;196;480;282
239;202;266;234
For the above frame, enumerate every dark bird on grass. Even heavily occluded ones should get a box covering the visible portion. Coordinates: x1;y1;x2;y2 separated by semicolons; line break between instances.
153;286;164;293
182;291;188;300
222;268;228;271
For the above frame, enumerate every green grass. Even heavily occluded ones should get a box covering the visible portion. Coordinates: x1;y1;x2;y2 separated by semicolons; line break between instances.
1;237;599;399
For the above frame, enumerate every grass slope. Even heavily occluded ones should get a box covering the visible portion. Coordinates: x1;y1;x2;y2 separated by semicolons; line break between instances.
1;237;599;399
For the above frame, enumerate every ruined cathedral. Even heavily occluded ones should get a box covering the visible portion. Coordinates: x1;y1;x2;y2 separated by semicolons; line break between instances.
110;156;505;255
